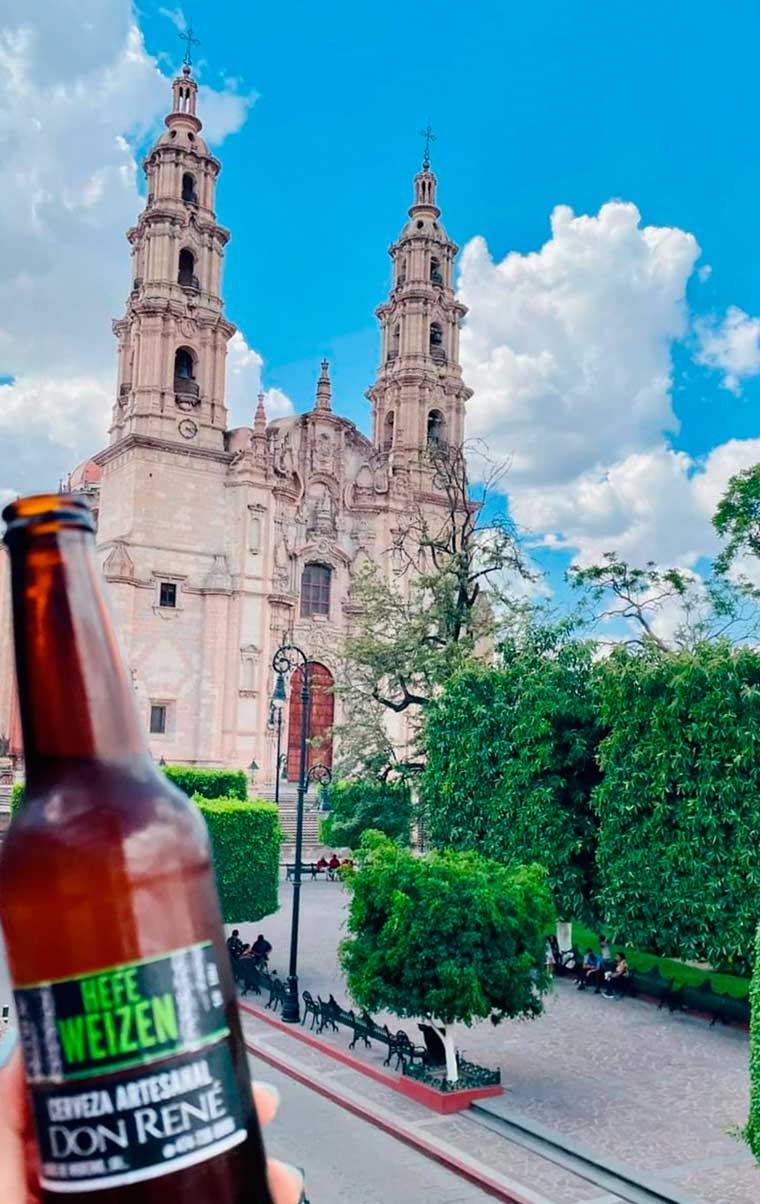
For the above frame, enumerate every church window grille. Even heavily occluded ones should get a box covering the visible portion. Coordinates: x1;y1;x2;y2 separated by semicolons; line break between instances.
430;257;443;285
159;582;177;608
178;248;198;288
430;322;443;347
383;411;395;450
150;705;167;735
301;563;331;618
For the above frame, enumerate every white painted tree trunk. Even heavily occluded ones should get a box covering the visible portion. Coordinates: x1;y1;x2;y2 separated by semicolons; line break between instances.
434;1021;459;1084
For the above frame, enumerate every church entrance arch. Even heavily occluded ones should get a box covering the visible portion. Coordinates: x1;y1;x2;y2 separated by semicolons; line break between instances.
286;662;334;781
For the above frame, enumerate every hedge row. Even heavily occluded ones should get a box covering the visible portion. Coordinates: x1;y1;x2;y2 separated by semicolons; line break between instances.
423;639;760;975
163;765;248;801
195;796;281;924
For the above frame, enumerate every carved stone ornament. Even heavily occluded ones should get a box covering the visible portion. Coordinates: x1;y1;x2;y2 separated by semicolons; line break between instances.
178;418;198;439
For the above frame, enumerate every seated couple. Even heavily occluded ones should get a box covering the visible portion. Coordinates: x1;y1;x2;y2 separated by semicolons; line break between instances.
576;947;629;998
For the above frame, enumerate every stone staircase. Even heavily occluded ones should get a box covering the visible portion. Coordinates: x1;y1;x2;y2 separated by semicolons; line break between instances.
257;783;323;853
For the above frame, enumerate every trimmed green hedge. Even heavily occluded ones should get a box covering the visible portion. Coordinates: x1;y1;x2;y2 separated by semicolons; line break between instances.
322;778;412;849
748;925;760;1159
195;796;281;923
10;782;25;818
592;642;760;974
422;640;601;923
164;765;248;801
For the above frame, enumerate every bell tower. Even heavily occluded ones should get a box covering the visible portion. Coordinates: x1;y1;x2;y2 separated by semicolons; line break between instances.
110;60;235;451
367;134;472;461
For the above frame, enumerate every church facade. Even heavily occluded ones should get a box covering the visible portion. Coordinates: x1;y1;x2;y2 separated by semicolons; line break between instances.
0;63;473;781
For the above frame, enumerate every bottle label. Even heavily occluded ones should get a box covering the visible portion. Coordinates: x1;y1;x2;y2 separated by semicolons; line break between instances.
14;942;249;1193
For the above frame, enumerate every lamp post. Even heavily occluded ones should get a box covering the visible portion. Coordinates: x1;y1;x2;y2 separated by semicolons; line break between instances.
268;696;285;805
271;643;311;1024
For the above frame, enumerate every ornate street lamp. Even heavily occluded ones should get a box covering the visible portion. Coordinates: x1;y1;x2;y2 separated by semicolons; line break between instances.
268;695;286;805
270;644;311;1023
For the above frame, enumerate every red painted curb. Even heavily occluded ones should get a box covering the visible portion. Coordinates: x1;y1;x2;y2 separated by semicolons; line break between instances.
245;1036;533;1204
238;999;503;1113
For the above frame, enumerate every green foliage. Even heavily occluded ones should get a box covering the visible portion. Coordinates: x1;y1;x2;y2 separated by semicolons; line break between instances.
422;636;601;922
9;782;25;818
339;831;554;1026
322;778;413;848
164;765;248;801
592;641;760;973
748;925;760;1160
572;922;749;1000
714;462;760;575
194;796;281;924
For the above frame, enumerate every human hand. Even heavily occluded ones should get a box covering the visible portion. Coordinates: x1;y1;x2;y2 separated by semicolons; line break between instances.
0;1029;303;1204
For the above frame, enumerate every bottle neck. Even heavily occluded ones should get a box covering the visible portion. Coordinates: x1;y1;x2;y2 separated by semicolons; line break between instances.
8;525;148;786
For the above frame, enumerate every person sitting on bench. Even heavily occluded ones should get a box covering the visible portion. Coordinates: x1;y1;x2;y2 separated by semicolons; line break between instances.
327;853;341;879
576;948;604;993
603;951;630;999
226;929;244;960
316;856;328;872
252;933;272;966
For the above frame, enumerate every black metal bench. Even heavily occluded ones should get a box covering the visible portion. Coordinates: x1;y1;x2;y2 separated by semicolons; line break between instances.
284;862;321;881
309;993;426;1068
302;990;321;1030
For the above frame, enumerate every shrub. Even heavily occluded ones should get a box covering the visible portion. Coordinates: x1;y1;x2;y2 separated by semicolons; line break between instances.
593;642;760;973
422;638;601;922
322;778;412;848
9;782;25;818
195;796;281;923
164;765;247;801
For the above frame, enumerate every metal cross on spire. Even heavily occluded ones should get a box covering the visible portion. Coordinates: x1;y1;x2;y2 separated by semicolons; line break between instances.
420;122;436;170
179;21;200;69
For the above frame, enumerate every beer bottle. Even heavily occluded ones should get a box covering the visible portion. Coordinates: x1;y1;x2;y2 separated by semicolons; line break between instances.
0;495;272;1204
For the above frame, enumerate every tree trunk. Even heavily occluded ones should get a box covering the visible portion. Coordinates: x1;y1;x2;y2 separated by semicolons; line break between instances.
434;1021;459;1084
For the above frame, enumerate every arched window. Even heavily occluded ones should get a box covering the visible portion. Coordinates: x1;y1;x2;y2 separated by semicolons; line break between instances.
178;248;196;287
427;409;445;447
388;323;400;362
174;347;195;381
182;173;197;203
430;257;443;286
430;321;443;347
301;563;331;618
383;411;395;451
397;257;407;286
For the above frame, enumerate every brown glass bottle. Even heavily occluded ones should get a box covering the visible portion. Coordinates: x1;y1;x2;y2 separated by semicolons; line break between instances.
0;495;272;1204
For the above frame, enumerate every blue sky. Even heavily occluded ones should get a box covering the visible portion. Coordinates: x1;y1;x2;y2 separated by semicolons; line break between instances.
3;0;760;628
138;0;760;449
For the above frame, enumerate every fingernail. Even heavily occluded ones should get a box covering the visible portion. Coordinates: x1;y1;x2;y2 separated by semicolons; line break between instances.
256;1081;281;1109
0;1026;18;1069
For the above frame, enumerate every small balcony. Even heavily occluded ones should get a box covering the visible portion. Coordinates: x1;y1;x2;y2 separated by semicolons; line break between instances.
386;349;398;363
119;382;131;397
178;270;200;290
131;277;142;293
431;270;443;286
430;346;448;365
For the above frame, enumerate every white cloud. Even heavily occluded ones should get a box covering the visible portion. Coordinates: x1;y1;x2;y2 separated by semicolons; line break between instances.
457;200;760;571
695;305;760;393
225;332;293;426
459;201;700;489
0;2;263;498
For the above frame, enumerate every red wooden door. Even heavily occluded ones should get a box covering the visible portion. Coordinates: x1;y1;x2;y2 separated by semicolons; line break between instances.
286;662;334;781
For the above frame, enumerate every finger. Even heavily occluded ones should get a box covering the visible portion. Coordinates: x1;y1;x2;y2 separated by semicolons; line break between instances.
253;1081;281;1128
267;1158;304;1204
0;1037;40;1203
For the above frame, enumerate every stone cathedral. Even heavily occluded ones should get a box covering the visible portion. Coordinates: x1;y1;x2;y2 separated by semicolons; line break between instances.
0;63;473;780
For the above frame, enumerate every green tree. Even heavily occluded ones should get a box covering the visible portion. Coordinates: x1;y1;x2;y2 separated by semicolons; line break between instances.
714;463;760;575
592;641;760;971
339;832;554;1083
422;633;601;922
322;778;413;848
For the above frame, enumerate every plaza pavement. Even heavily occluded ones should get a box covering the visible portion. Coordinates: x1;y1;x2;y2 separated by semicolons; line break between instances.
233;874;757;1204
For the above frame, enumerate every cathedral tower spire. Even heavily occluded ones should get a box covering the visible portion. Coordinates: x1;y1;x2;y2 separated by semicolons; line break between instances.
109;58;235;451
367;142;472;461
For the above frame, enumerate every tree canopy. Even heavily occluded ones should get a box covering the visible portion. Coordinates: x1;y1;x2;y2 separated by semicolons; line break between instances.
339;832;554;1033
714;463;760;575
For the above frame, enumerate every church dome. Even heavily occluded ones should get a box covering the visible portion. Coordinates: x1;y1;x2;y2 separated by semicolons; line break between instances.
68;459;102;490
